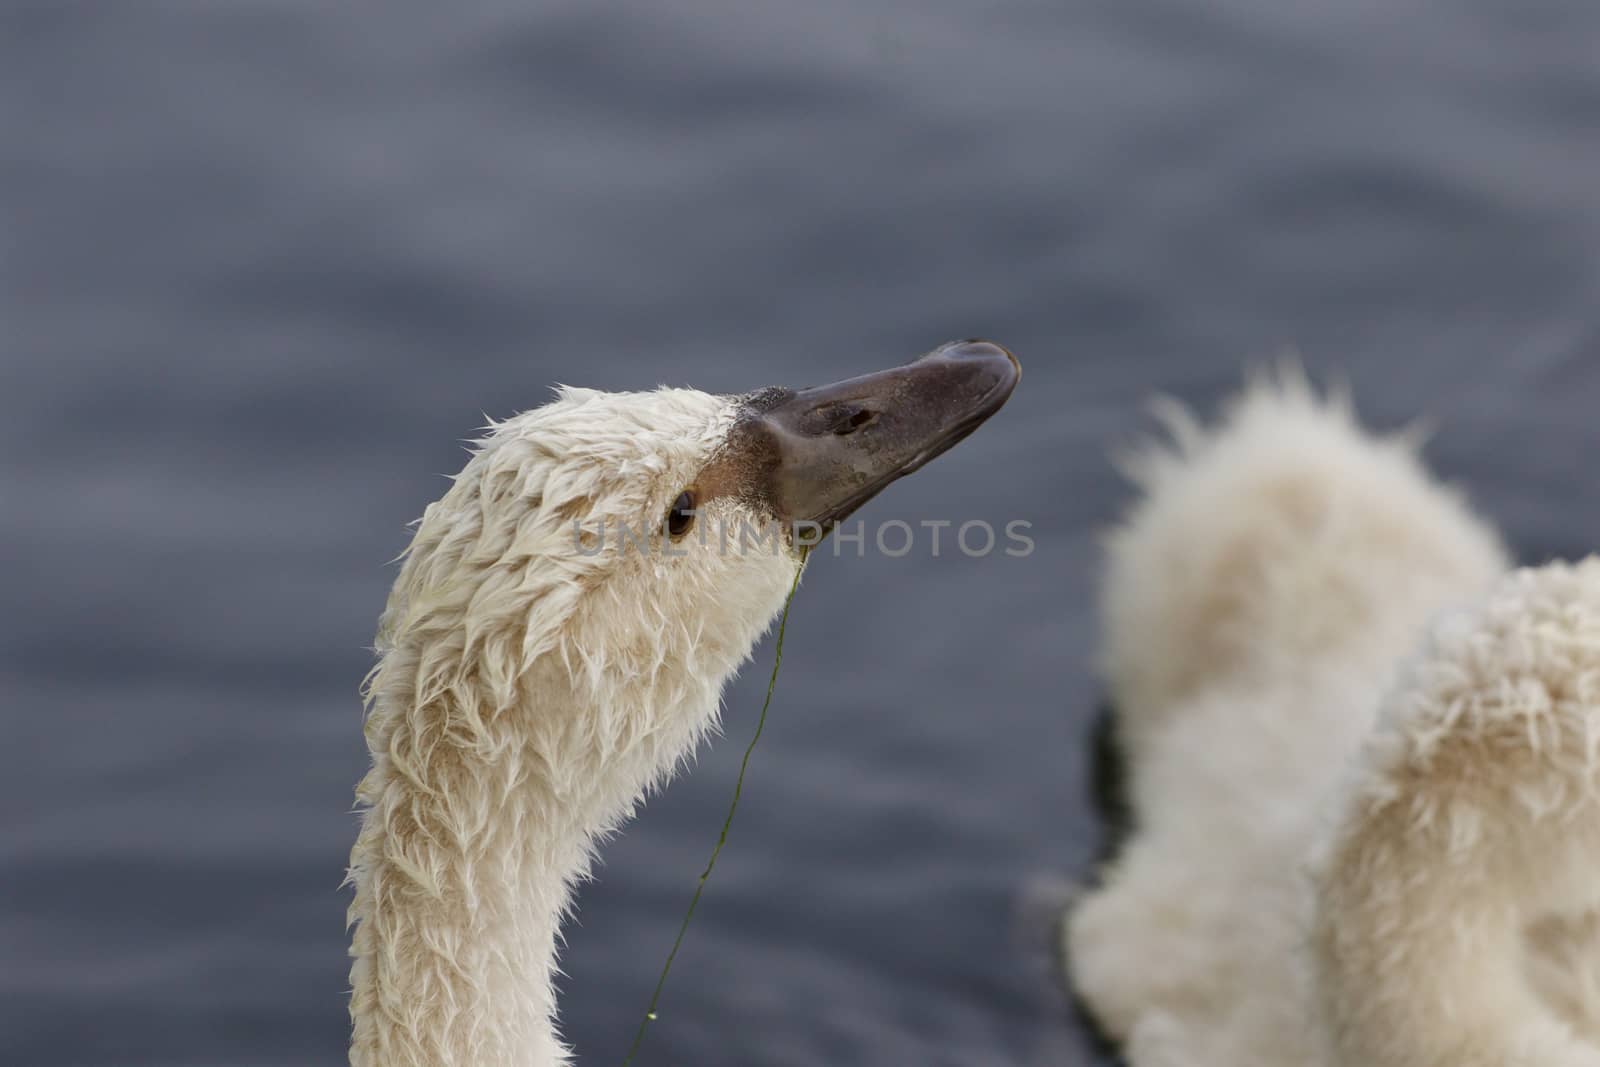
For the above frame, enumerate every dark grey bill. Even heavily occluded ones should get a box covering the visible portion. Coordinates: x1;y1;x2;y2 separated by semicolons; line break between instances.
730;340;1020;535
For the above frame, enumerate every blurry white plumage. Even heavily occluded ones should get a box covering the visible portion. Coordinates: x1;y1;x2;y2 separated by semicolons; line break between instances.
1067;373;1600;1066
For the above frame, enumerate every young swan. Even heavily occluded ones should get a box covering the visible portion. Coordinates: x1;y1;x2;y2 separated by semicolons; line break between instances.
346;341;1019;1067
1069;375;1600;1065
1064;372;1532;1065
1315;557;1600;1066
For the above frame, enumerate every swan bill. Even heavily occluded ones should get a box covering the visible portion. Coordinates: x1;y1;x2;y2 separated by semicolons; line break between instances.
707;339;1020;540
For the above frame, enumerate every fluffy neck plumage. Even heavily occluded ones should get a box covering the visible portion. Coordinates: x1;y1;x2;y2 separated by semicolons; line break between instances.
347;639;737;1067
346;512;796;1067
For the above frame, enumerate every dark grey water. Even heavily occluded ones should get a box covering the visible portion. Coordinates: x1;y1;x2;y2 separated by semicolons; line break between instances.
4;1;1598;1064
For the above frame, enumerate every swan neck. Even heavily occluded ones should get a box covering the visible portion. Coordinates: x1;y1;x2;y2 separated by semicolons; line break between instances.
347;683;616;1067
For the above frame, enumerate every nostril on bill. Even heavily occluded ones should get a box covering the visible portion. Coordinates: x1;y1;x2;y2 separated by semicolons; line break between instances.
833;408;877;435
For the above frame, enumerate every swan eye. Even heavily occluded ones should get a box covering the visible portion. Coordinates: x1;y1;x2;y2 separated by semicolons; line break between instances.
665;491;697;540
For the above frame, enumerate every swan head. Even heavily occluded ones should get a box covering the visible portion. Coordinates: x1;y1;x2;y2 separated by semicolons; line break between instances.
371;339;1019;798
349;340;1016;1067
